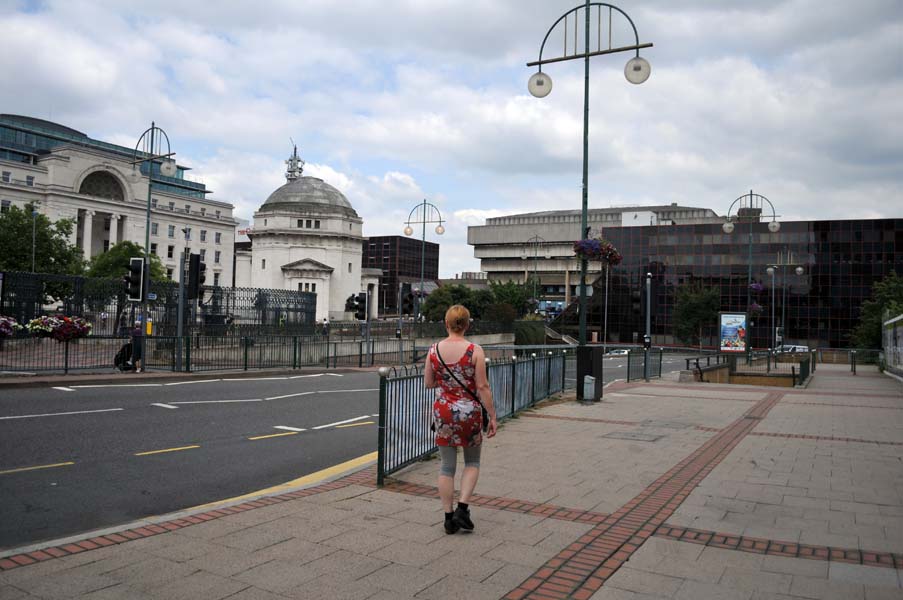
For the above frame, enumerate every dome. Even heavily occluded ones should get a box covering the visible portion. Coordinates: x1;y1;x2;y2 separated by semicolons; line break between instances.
261;176;357;217
259;146;358;218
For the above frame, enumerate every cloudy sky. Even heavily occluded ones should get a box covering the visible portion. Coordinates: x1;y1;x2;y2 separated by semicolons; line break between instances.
2;0;901;276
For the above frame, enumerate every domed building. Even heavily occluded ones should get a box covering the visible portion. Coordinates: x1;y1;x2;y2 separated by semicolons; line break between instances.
234;147;381;320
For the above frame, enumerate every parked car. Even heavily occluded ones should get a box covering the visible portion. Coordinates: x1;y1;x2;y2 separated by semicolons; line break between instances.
775;344;810;354
605;349;630;356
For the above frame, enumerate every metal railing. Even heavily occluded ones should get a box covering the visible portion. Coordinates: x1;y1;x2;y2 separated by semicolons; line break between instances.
626;349;662;382
377;351;569;485
0;334;414;373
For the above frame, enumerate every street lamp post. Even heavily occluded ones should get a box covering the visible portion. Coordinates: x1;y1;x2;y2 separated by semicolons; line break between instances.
132;123;177;334
723;190;781;363
403;199;445;325
768;249;805;349
527;1;652;400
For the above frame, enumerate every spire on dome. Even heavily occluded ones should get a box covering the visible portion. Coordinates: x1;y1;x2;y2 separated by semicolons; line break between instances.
285;144;304;181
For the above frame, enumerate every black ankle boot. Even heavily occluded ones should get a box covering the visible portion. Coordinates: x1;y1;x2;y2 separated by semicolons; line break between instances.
444;512;459;534
453;505;474;531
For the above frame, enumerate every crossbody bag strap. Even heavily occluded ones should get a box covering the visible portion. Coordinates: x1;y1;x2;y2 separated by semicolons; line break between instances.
435;345;486;412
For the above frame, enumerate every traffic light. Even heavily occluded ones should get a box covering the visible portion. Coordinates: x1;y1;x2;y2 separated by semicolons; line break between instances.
126;257;145;302
345;294;357;312
354;292;367;321
631;289;642;315
187;254;206;300
401;293;414;315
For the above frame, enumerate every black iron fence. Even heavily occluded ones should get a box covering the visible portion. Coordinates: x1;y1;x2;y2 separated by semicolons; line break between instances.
0;334;414;373
0;271;317;337
377;351;570;484
626;349;663;381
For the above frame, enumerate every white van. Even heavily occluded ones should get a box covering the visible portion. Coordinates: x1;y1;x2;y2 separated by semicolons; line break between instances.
776;344;810;354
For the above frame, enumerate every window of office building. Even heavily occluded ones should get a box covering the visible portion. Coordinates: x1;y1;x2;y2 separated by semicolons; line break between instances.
200;249;206;261
103;240;110;252
215;232;221;244
166;268;173;280
25;176;34;187
314;220;320;229
213;272;220;286
168;225;175;238
348;262;352;273
1;199;10;212
150;243;157;255
1;171;10;182
306;219;312;228
215;210;220;218
104;218;110;231
262;259;266;269
168;201;175;211
151;222;158;236
214;250;220;263
200;230;207;242
167;245;174;259
311;283;316;292
297;219;303;228
200;208;206;216
184;204;191;213
184;227;191;240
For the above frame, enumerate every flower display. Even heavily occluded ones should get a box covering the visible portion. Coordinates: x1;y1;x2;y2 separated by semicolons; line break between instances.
573;237;623;267
749;282;765;293
749;302;764;315
0;316;22;338
26;316;92;342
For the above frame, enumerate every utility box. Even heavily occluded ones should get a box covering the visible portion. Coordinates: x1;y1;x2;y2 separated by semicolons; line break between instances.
583;376;596;401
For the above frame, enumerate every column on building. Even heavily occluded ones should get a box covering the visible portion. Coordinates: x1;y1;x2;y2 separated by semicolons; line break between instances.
109;214;119;247
82;210;95;260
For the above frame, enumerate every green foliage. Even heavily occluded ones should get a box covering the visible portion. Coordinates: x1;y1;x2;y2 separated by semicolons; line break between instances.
482;302;517;324
488;280;532;317
673;283;721;348
468;289;494;320
0;203;84;275
851;271;903;349
514;320;546;345
421;284;473;322
87;241;166;281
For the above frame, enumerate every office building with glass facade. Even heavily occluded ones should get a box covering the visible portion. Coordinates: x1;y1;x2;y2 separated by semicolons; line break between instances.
362;235;439;315
470;207;903;349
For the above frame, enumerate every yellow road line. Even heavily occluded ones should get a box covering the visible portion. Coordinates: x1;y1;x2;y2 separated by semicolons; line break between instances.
248;431;299;441
0;461;75;475
335;421;375;428
134;445;200;456
185;451;377;511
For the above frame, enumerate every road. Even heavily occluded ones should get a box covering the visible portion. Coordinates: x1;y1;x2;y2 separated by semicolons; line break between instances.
564;352;694;386
0;353;694;550
0;371;380;550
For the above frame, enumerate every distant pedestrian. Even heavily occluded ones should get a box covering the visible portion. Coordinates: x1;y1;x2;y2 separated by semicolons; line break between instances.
321;317;330;337
131;321;144;373
423;304;497;534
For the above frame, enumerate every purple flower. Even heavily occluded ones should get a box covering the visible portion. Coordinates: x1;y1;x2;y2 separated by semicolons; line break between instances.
749;282;765;293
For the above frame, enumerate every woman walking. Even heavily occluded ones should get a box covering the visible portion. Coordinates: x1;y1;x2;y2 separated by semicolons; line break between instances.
424;304;497;534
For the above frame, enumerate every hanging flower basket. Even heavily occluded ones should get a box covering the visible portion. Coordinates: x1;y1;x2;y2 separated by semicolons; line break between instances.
748;302;764;316
749;282;765;293
0;316;22;339
573;237;623;267
26;316;93;342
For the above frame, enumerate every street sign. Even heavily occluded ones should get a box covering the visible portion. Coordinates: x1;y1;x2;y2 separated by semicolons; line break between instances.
147;293;157;300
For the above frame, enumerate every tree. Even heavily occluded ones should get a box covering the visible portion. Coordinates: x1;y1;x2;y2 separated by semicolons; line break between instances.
87;241;166;281
488;280;532;317
673;283;721;349
469;289;494;320
421;284;473;322
851;271;903;349
0;203;84;275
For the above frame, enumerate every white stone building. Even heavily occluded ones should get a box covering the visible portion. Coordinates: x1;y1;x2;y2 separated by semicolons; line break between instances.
234;148;381;321
0;115;237;285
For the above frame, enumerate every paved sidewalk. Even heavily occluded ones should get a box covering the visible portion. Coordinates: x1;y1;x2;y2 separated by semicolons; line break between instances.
1;364;901;599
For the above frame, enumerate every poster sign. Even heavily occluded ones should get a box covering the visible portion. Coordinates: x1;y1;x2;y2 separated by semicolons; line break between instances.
719;312;748;353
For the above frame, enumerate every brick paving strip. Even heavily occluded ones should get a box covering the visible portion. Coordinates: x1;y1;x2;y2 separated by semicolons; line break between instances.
654;524;903;570
502;390;787;600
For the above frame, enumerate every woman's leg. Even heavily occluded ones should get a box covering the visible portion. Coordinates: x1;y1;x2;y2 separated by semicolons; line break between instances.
458;445;482;503
437;446;457;512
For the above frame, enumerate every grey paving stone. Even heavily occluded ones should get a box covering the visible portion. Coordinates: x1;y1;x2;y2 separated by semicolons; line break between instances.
365;539;448;567
828;563;900;588
761;554;829;578
212;587;288;600
423;550;507;581
144;570;247;600
211;523;294;552
381;521;446;544
79;584;156;600
479;562;536;589
355;563;445;595
481;540;555;569
605;566;684;596
320;529;397;554
232;558;323;593
414;574;511;600
249;536;338;564
719;567;792;594
17;568;120;599
185;544;276;577
281;574;376;600
103;555;199;592
0;585;28;600
864;586;903;600
790;574;865;599
674;580;752;600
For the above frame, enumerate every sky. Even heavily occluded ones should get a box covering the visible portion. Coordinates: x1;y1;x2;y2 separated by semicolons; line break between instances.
2;0;901;277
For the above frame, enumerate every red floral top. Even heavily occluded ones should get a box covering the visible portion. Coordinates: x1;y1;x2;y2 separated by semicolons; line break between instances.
429;343;483;448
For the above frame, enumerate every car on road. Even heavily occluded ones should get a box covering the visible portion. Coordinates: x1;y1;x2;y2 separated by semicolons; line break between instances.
774;344;810;354
605;349;630;356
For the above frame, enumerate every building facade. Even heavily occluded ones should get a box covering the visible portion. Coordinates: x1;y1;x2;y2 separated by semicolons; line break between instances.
470;205;903;349
234;148;380;321
0;115;236;286
361;235;439;316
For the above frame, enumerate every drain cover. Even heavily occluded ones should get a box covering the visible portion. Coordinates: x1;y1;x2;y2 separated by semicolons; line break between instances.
640;420;691;429
602;431;663;442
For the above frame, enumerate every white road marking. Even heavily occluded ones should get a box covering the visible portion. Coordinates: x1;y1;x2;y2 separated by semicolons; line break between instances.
265;392;314;400
317;388;378;394
165;379;221;386
71;384;163;388
152;403;179;409
313;415;370;429
288;374;323;379
171;398;263;404
0;408;124;420
219;377;287;382
325;373;344;377
274;426;307;432
52;386;75;392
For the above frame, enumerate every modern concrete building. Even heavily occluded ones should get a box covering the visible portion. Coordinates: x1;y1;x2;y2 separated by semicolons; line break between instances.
234;147;381;321
0;114;237;286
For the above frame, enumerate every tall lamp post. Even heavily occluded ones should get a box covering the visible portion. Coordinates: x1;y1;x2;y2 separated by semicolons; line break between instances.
767;250;805;349
403;199;445;324
527;2;652;400
31;200;41;272
132;123;177;331
723;190;780;362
